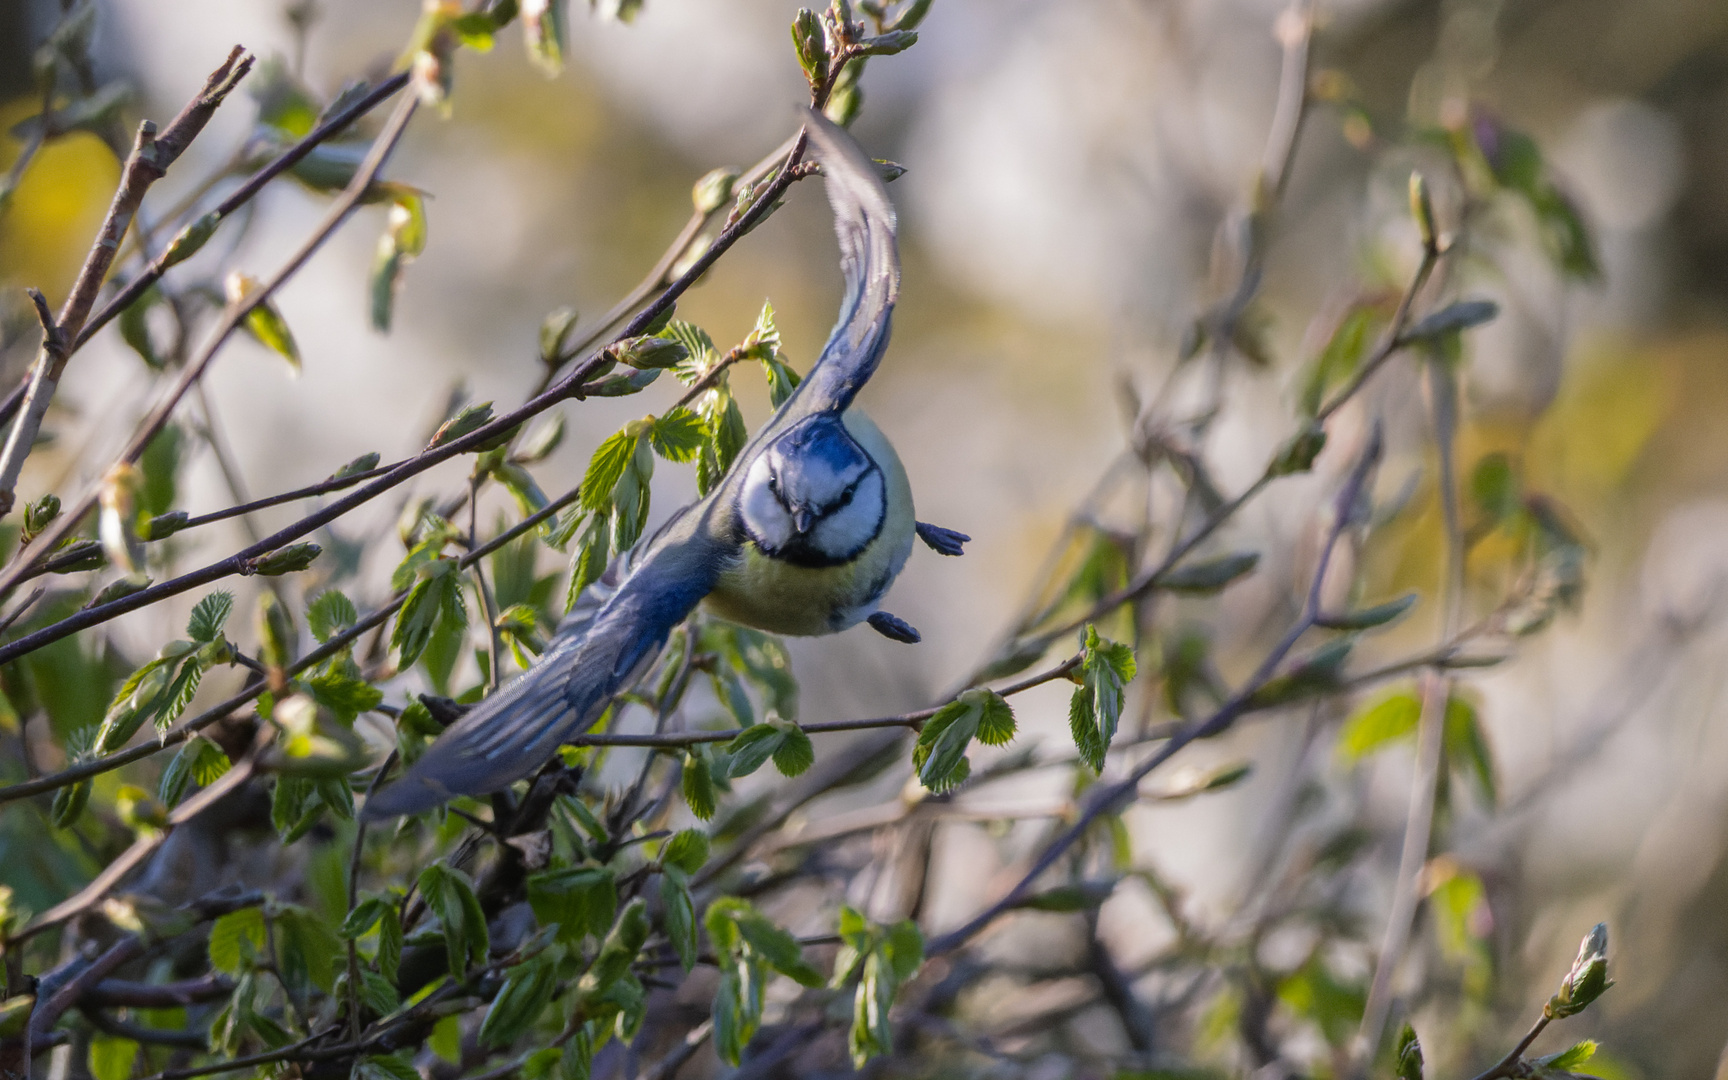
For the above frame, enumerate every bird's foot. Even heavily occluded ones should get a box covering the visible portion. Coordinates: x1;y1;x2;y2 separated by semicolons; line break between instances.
868;611;922;643
916;521;970;556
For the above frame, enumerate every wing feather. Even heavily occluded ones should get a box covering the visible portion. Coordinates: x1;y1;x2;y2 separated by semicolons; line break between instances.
363;516;729;818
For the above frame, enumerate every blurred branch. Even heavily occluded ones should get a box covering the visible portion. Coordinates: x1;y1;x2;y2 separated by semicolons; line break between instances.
931;426;1383;956
1356;351;1467;1062
0;46;254;517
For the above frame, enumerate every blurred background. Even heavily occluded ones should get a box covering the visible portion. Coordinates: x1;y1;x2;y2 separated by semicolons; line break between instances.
5;0;1728;1074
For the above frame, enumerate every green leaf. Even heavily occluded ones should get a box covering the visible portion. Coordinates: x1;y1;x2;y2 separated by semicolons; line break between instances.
682;749;718;821
581;428;640;513
376;906;403;982
161;211;220;270
973;690;1016;746
208;907;266;975
339;896;392;940
1069;626;1136;772
1536;1041;1598;1072
579;899;649;999
515;412;566;463
1444;695;1496;804
118;288;163;369
1159;552;1260;594
1316;592;1417;630
1471;453;1521;524
539;307;579;365
662;829;710;874
331;451;382;480
1302;304;1381;415
357;1054;420;1080
527;866;617;944
660;868;698;971
234;284;300;371
565;516;609;611
308;669;384;724
419;864;489;977
648;407;707;463
307;590;359;644
913;693;983;793
159;735;231;807
1334;691;1416;756
87;1034;138;1080
479;954;558;1048
724;724;783;779
1395;1023;1423;1080
770;722;814;777
430;1015;462;1065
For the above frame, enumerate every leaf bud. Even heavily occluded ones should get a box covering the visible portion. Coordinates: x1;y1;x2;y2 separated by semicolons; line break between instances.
23;493;60;542
248;542;322;577
539;306;579;366
791;9;829;85
1545;922;1612;1020
1270;423;1327;475
161;211;220;270
427;402;495;449
144;511;189;541
1409;170;1437;252
612;335;689;371
692;168;738;215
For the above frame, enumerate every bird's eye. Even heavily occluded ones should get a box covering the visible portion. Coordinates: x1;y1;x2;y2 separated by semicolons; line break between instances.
767;474;780;496
838;485;856;507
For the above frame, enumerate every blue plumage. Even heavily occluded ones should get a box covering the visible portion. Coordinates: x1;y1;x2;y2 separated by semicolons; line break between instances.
363;114;952;819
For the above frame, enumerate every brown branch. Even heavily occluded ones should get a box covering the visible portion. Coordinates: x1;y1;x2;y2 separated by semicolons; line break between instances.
928;427;1383;957
0;91;420;618
0;103;815;669
0;483;580;805
0;46;255;516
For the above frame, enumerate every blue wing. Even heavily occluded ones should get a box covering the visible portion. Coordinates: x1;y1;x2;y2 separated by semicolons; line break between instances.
362;512;729;819
769;111;900;424
363;115;899;819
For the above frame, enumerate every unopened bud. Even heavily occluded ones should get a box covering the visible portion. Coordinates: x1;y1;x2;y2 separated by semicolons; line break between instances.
1409;170;1437;253
612;335;689;371
23;493;60;542
1546;922;1612;1019
249;542;322;577
693;169;738;215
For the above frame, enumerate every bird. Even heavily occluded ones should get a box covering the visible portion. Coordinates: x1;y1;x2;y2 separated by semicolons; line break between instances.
364;112;969;819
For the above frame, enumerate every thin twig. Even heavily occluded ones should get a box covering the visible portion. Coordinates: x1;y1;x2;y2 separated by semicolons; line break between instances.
0;92;419;630
0;46;255;516
929;427;1382;957
0;483;581;805
1354;347;1467;1061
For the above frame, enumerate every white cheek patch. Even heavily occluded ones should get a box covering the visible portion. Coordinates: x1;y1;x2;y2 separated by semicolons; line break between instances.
740;455;793;552
810;469;885;560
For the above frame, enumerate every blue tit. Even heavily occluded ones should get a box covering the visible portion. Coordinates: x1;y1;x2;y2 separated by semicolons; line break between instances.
364;112;969;819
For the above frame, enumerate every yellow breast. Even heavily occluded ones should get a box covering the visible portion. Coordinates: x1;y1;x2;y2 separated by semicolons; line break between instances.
703;410;915;636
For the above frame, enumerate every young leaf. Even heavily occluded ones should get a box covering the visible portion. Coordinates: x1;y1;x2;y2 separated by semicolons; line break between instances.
87;1034;139;1080
479;954;558;1048
1159;552;1260;594
226;273;300;371
662;829;710;874
581;428;641;513
1394;1023;1423;1080
660;868;698;971
648;407;707;463
159;736;231;807
208;907;267;975
1069;626;1136;772
682;749;719;821
769;721;815;777
419;864;489;977
307;590;359;644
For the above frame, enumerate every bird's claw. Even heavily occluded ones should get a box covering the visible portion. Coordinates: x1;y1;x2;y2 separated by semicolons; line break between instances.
868;611;922;643
916;521;969;556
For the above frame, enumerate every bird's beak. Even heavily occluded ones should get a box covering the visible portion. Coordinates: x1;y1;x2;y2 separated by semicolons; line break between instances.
792;507;815;534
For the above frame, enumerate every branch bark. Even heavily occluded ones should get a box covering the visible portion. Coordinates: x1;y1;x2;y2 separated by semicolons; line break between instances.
0;46;254;516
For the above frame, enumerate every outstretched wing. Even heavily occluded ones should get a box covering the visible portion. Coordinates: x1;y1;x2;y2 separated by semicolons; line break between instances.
363;509;731;818
769;111;900;426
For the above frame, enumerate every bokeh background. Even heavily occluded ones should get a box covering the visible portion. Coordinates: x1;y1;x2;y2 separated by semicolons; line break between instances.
5;0;1728;1074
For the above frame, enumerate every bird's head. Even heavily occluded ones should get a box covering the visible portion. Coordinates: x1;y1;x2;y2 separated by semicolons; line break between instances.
740;415;885;565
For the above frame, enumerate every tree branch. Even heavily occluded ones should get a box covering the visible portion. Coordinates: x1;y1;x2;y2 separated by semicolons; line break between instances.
0;46;255;516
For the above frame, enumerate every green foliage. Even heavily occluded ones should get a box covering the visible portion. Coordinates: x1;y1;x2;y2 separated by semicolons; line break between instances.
707;898;825;1065
1068;626;1136;772
913;688;1016;792
419;863;490;977
831;906;924;1067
